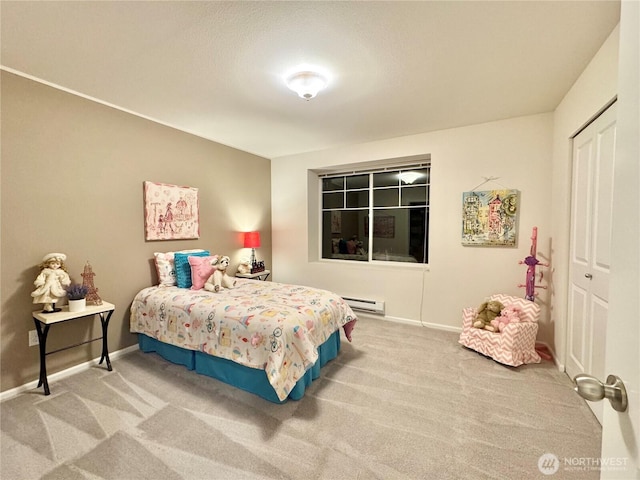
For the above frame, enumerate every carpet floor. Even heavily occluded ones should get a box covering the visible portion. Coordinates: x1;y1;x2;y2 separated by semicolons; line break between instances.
1;317;602;479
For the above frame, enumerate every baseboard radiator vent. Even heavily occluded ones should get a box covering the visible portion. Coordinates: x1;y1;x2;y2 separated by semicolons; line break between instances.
343;297;385;315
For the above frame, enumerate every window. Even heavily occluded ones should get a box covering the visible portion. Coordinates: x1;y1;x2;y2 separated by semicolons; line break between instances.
321;162;430;264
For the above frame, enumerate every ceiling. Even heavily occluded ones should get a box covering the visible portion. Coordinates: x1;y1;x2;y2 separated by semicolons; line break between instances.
1;1;620;160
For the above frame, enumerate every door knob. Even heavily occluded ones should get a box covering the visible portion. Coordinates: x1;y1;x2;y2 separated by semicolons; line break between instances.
584;273;593;279
573;374;628;412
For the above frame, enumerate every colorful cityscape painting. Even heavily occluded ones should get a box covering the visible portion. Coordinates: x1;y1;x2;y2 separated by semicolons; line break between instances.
462;189;519;246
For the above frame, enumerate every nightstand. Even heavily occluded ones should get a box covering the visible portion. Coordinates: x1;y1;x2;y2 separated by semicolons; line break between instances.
236;270;271;281
32;301;115;395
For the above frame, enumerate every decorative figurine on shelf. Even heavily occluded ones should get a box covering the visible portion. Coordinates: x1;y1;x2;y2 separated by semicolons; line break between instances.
31;253;71;313
251;260;265;274
519;227;549;300
81;261;102;305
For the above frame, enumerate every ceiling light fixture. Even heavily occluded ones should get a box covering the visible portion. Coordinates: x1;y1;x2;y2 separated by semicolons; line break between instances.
398;171;422;184
284;66;330;100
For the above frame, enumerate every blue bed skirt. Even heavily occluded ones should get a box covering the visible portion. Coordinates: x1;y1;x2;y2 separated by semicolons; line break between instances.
137;331;341;403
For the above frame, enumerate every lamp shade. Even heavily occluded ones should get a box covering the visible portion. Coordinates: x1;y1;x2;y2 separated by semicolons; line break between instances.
244;231;261;249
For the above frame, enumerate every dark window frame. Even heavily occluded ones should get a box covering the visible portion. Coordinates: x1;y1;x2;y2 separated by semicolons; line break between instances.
320;162;430;264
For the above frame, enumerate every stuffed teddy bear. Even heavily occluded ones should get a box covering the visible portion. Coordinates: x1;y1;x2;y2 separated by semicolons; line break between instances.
473;300;504;332
490;304;521;333
237;261;251;275
204;255;237;293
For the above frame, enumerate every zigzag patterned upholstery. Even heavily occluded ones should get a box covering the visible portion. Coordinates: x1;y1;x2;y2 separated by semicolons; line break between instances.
458;294;541;367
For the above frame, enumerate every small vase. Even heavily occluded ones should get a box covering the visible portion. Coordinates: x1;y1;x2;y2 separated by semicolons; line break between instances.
68;298;86;312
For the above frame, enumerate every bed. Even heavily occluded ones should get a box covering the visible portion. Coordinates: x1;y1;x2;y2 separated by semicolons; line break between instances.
130;277;357;403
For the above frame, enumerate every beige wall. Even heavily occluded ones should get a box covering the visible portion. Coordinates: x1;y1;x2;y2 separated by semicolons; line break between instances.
271;113;554;336
270;24;621;365
0;72;271;393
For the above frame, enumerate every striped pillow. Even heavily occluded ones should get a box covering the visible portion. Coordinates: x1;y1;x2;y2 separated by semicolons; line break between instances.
489;294;540;323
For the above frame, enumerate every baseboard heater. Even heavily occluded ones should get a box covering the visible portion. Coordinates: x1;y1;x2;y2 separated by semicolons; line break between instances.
342;297;385;315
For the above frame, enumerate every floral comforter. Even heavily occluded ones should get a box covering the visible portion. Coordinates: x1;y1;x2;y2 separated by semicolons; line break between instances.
130;280;357;400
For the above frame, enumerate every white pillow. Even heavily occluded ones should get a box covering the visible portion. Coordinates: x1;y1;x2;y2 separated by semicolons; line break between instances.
154;249;206;286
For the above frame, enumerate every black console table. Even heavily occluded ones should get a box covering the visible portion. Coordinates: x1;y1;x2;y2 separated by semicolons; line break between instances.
32;302;115;395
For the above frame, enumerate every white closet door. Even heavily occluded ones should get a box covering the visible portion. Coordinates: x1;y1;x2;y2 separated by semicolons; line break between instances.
566;102;616;425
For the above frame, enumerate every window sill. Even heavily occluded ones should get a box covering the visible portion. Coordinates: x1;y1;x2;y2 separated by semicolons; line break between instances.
317;258;429;270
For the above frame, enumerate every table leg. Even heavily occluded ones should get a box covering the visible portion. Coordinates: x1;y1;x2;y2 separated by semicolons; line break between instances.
33;319;50;395
98;310;113;371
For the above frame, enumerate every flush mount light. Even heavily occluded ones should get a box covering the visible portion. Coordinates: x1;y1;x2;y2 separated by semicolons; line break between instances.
398;171;422;184
284;66;330;100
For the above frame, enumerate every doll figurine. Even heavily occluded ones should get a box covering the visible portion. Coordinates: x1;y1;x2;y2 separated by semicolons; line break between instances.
31;253;71;312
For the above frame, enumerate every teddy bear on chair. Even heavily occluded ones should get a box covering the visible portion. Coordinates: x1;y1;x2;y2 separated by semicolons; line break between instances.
473;300;504;332
204;255;237;293
490;305;521;333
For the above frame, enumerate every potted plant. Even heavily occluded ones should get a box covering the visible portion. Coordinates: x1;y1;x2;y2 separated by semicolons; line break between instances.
66;283;88;312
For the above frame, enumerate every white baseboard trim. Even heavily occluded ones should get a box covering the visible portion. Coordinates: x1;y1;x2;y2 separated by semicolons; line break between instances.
0;343;139;402
384;316;424;327
359;313;462;333
415;319;462;333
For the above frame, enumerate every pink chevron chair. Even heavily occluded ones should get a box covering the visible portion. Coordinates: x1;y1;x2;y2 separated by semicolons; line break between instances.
458;293;541;366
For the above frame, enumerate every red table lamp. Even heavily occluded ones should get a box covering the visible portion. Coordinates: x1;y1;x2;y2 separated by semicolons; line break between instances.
244;231;261;266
